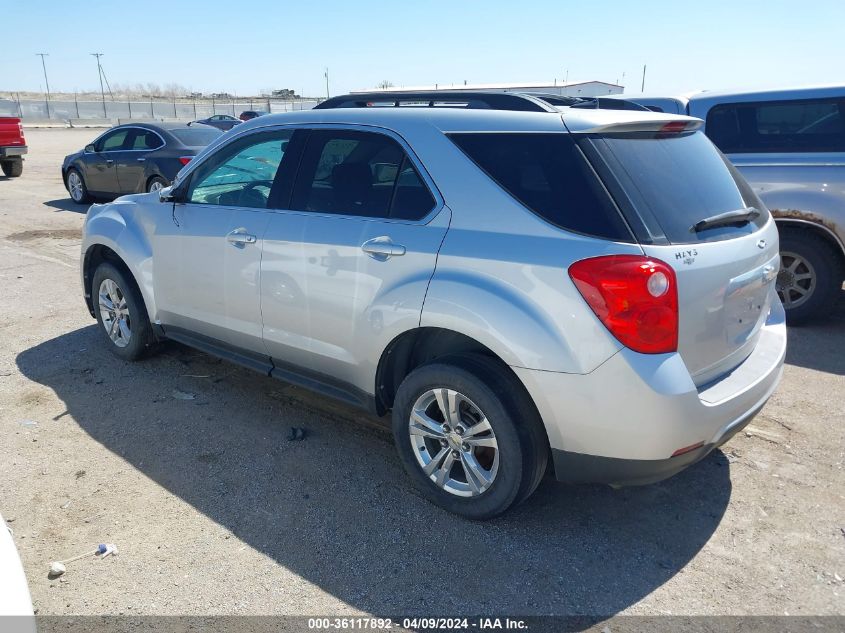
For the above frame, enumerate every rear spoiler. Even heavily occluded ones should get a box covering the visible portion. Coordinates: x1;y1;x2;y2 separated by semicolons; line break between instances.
571;119;703;135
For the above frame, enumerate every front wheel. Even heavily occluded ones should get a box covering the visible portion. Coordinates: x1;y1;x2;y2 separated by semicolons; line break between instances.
91;262;157;361
392;354;547;520
66;168;92;203
777;230;844;325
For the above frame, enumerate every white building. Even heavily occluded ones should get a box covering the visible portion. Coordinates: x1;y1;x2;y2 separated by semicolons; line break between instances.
356;80;624;97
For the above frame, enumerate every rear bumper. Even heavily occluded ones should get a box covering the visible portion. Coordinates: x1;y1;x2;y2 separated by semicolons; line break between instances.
551;400;763;486
0;146;27;158
514;299;786;486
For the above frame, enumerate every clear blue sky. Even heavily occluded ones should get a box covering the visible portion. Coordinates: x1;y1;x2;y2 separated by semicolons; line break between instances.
2;0;844;97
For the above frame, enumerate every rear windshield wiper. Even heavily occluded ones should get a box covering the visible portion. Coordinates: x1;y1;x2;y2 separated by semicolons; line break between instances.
691;207;760;232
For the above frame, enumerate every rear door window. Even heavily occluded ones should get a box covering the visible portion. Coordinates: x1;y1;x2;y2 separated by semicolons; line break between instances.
291;129;435;220
448;132;632;241
706;98;845;153
583;130;767;244
128;130;164;150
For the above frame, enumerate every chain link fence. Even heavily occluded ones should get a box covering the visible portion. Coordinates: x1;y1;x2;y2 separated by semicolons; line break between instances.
0;97;321;122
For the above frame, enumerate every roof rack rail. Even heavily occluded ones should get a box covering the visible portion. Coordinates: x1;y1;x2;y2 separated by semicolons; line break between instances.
314;91;557;113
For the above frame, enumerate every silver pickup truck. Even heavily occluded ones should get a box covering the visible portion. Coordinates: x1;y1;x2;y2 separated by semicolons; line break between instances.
617;86;845;323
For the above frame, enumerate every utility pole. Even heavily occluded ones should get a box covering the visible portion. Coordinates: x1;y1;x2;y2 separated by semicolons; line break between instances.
641;64;647;92
91;53;107;117
36;53;51;118
324;67;330;99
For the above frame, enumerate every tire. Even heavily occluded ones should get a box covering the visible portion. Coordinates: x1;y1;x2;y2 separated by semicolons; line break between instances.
66;168;92;203
146;176;168;193
392;354;548;520
1;159;23;177
777;229;844;325
91;262;157;361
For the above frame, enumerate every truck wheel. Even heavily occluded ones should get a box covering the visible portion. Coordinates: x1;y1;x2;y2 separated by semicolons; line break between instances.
777;229;844;325
1;159;22;177
392;354;548;520
66;168;92;204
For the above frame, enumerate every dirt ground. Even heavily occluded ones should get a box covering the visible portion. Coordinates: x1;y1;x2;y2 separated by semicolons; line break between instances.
0;129;843;618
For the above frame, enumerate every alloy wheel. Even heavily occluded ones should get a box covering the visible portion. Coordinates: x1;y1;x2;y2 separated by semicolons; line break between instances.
68;171;84;202
777;251;816;309
408;388;499;497
98;278;131;348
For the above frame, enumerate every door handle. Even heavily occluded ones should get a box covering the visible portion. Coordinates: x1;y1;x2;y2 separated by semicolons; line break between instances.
105;159;114;165
137;157;146;162
226;229;257;247
361;236;406;261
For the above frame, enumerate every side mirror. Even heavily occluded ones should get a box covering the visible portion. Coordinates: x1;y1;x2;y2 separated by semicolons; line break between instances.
84;144;96;153
158;185;177;202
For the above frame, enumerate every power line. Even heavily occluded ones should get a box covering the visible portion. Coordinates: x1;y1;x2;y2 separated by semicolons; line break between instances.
36;53;50;117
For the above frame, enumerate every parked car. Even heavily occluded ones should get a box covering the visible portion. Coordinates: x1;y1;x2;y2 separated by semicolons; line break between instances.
62;123;222;203
80;92;786;519
239;110;269;121
193;114;241;131
612;86;845;323
0;116;27;177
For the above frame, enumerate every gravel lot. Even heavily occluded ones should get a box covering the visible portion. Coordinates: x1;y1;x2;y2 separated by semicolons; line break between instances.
0;129;843;618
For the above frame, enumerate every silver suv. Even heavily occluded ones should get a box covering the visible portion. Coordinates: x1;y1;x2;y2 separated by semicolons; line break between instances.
80;92;786;519
616;86;845;323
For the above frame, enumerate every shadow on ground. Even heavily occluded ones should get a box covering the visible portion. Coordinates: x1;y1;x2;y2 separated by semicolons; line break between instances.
18;325;732;616
43;198;89;214
784;288;845;375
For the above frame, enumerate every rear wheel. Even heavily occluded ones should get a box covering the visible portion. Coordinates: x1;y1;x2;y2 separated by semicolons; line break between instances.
147;176;167;193
66;168;92;203
392;354;547;520
91;262;157;361
777;230;844;324
1;159;22;177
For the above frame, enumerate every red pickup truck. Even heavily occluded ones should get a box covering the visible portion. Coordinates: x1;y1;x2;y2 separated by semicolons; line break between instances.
0;117;27;177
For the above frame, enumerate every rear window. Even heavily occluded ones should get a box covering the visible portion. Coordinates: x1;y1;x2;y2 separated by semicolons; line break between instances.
706;98;845;153
171;127;222;147
448;133;632;241
584;131;767;244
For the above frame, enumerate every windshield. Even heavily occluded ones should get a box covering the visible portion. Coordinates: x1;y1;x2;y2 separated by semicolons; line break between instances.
583;131;768;244
171;127;223;147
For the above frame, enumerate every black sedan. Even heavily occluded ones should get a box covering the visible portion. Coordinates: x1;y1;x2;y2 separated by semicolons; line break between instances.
192;114;241;131
62;122;222;204
239;110;269;121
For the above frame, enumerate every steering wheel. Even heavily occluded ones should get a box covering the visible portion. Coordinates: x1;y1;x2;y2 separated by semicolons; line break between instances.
237;180;274;207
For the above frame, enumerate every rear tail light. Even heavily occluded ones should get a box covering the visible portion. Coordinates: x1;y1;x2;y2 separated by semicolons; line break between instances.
671;441;704;457
568;255;678;354
178;156;192;166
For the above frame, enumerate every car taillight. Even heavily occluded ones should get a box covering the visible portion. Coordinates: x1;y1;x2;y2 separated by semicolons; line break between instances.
178;156;192;166
568;255;678;354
